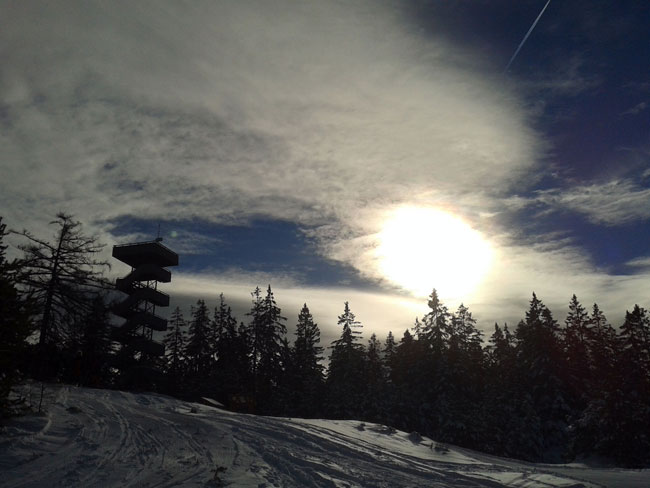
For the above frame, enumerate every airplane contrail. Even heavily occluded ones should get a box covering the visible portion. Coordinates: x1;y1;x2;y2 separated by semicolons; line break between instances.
505;0;552;72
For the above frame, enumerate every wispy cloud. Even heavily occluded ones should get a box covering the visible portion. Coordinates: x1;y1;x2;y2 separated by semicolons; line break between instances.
510;178;650;226
0;0;541;253
621;101;648;117
3;1;649;335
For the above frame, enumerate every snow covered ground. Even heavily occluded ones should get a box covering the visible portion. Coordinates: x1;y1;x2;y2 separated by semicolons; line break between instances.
1;385;648;487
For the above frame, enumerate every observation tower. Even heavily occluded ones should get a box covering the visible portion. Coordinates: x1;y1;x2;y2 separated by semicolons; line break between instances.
112;238;178;357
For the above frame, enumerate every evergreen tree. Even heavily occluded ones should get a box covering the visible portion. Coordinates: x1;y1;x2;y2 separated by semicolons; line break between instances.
185;300;212;394
326;302;366;419
246;285;287;411
481;323;518;454
290;303;324;417
383;331;397;371
418;289;450;353
562;295;591;410
440;304;484;447
210;294;249;404
76;294;112;387
0;217;33;417
605;306;650;466
587;303;618;390
387;328;428;432
163;306;187;396
364;333;386;422
514;293;570;461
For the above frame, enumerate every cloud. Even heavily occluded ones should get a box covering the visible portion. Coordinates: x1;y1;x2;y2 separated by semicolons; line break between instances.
625;256;650;270
621;101;648;117
509;179;650;226
0;0;541;264
7;0;648;339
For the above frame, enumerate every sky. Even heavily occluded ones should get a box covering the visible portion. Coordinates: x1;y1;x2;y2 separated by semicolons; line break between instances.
2;0;649;346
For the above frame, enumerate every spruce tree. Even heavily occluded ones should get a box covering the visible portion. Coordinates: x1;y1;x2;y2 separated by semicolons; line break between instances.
482;323;518;455
163;306;187;396
185;300;212;394
562;295;591;410
587;303;618;390
246;285;287;411
326;302;366;419
76;294;112;387
290;303;324;417
514;294;570;461
211;294;248;403
418;289;450;352
0;217;33;416
388;328;427;433
441;304;484;447
364;333;386;422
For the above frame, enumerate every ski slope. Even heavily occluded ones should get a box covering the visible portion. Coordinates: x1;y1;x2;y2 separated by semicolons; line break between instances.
1;385;648;487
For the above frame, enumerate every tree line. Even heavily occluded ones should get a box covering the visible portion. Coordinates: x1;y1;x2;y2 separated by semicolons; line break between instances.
1;214;649;468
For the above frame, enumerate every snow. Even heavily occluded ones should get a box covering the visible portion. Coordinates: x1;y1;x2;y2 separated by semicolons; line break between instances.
1;385;648;487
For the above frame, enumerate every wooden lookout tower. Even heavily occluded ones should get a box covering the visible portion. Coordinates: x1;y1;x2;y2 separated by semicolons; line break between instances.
112;238;178;357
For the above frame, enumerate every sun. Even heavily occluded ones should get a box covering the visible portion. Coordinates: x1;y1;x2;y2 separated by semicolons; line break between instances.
374;206;493;299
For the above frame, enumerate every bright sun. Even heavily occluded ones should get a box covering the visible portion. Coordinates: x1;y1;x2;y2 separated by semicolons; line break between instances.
374;206;493;299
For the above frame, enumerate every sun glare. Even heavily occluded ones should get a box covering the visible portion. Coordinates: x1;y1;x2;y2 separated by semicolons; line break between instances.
375;207;493;299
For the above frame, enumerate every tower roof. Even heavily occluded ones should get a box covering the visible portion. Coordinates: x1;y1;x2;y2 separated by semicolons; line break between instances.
112;240;179;268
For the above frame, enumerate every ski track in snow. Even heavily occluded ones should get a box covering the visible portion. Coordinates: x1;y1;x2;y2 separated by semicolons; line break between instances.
1;385;648;487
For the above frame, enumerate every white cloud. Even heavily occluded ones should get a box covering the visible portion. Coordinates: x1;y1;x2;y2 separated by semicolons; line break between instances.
521;179;650;225
0;0;541;260
6;0;648;337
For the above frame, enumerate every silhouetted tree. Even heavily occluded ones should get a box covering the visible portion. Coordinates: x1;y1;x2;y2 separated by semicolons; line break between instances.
562;295;591;411
163;306;187;396
185;299;212;394
0;217;33;416
13;213;110;358
514;293;570;461
289;303;324;417
212;294;250;404
326;302;366;419
363;333;386;422
245;285;287;410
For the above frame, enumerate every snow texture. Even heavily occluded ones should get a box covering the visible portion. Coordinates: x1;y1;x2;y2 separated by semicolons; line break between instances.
1;385;648;487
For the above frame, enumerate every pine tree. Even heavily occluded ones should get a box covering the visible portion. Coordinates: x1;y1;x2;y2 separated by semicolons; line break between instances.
415;290;452;440
514;293;570;461
383;331;397;374
163;306;187;396
562;295;591;409
326;302;366;419
418;289;450;353
607;305;650;466
212;296;250;405
185;300;212;394
290;303;324;417
76;294;112;387
388;328;428;432
364;333;386;422
441;304;484;447
245;286;287;410
0;217;33;416
577;305;650;467
482;323;518;455
587;303;618;390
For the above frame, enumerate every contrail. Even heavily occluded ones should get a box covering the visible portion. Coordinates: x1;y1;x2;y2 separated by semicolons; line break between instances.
504;0;551;72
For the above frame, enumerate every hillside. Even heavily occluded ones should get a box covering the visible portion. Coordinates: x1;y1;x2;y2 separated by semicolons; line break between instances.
1;385;648;487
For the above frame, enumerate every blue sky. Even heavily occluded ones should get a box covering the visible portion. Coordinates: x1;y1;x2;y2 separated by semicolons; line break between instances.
2;0;649;344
